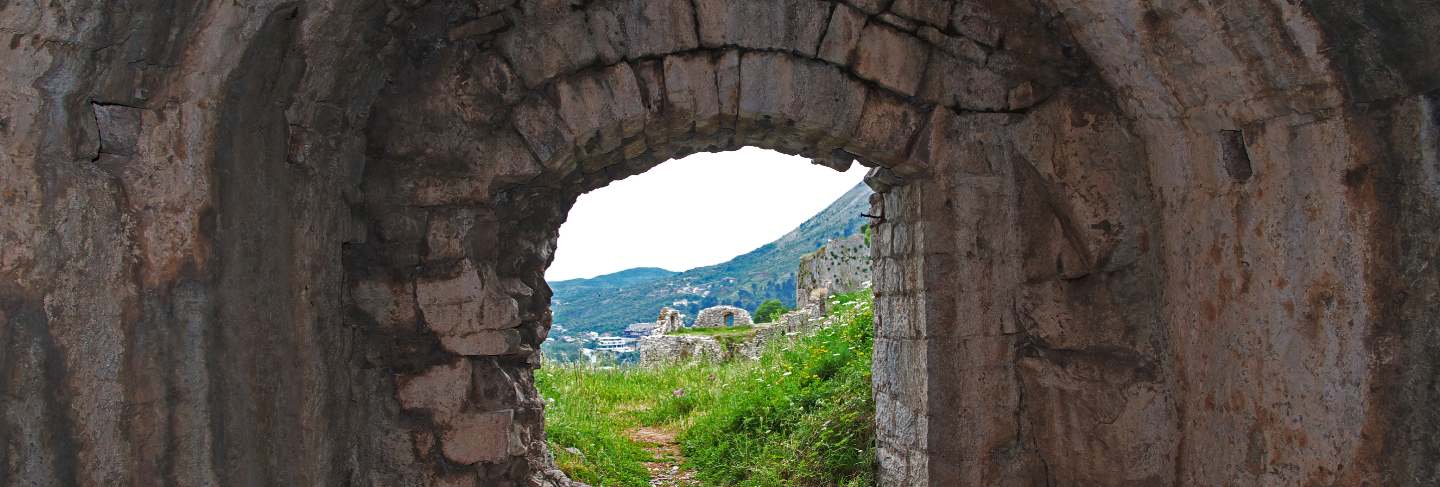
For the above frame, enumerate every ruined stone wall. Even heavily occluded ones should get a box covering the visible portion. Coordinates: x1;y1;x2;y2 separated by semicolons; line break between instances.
654;307;684;335
637;335;727;366
640;302;827;365
691;305;752;328
2;0;1437;485
796;233;872;308
737;304;829;360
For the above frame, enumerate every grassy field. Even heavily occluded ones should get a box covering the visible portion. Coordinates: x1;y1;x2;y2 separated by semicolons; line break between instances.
535;292;875;486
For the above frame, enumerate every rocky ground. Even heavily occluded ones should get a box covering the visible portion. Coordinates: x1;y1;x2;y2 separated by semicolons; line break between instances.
628;427;699;487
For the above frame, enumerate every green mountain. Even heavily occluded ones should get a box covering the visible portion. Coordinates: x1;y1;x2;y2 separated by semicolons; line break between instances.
547;182;873;336
550;267;680;293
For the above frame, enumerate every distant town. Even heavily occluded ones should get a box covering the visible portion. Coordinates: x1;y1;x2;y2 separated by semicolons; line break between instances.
546;318;665;363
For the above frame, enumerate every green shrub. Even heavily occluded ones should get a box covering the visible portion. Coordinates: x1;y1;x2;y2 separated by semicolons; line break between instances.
753;299;790;323
680;291;875;486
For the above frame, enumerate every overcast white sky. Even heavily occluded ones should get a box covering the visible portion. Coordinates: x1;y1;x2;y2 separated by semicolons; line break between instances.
545;148;867;281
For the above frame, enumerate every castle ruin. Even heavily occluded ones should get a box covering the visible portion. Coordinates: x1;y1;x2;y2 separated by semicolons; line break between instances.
690;305;752;328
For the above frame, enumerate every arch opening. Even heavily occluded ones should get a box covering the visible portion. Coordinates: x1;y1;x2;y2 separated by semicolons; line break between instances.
351;1;1086;484
4;0;1432;485
540;147;868;363
354;38;960;481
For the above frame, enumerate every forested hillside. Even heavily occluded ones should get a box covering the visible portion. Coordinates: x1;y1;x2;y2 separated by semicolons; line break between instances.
548;183;872;335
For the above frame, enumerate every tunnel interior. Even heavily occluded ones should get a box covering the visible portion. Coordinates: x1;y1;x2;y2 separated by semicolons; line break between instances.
1;0;1438;486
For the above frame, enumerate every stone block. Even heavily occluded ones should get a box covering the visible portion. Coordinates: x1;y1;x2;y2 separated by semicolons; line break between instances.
864;166;905;193
1009;93;1148;273
396;359;472;420
852;24;930;96
442;328;523;357
553;63;647;160
500;278;533;300
351;278;418;329
587;0;698;63
916;26;988;64
874;336;926;393
662;53;721;136
951;3;1001;47
890;0;952;28
511;97;577;174
737;52;867;149
393;130;544;207
920;52;1008;111
486;130;545;185
695;0;831;55
715;50;742;132
497;13;599;87
416;260;521;350
630;60;670;153
846;90;928;168
818;3;867;65
908;109;1018;177
417;261;486;335
441;409;514;465
471;358;532;411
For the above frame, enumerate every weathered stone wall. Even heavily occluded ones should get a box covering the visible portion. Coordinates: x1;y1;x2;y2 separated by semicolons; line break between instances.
654;307;684;335
737;304;829;360
797;233;872;308
0;1;400;485
637;335;727;366
2;0;1437;485
691;305;752;328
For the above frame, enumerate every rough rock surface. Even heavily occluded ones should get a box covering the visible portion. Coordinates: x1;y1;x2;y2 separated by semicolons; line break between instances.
1;0;1437;486
796;233;872;308
653;307;684;335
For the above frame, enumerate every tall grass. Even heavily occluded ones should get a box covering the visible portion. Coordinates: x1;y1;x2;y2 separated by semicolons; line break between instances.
536;291;875;486
678;292;874;486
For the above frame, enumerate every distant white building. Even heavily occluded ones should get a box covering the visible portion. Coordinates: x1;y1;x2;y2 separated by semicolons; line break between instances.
593;336;636;353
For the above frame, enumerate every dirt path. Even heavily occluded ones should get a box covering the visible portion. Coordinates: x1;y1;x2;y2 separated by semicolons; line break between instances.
627;427;699;487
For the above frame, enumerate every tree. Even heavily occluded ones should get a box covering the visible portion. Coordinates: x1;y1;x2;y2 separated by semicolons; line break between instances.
753;299;789;323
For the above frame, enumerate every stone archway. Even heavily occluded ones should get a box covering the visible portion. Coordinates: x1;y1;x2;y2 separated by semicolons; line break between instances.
2;0;1439;486
694;306;752;328
353;2;1158;483
355;13;983;479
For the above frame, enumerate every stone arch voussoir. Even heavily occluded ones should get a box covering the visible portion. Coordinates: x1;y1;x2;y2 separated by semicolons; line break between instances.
351;1;1073;484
